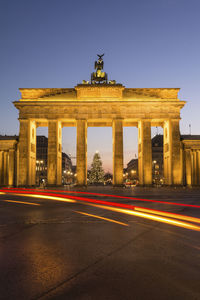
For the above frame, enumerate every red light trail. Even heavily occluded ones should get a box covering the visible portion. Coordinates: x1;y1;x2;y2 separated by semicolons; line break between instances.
1;188;200;231
2;187;200;209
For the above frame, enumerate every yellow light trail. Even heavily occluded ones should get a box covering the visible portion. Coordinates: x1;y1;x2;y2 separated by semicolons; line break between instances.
4;200;41;206
3;191;200;231
0;192;5;195
74;210;129;227
134;207;200;225
88;204;200;232
15;194;76;203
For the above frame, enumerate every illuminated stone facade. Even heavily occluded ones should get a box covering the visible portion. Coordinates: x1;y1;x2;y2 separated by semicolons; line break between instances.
11;84;186;186
126;135;164;185
181;136;200;186
0;136;19;186
126;134;200;186
36;136;72;185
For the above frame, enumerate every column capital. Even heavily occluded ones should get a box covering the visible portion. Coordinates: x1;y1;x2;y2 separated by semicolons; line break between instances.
48;119;61;123
112;118;123;121
138;119;152;123
19;119;29;123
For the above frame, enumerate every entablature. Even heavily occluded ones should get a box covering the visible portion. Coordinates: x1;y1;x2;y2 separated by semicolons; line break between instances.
0;139;18;151
182;140;200;150
14;99;185;121
18;117;181;129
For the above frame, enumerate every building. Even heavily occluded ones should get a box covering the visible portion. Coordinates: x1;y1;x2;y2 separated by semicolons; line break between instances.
0;135;72;186
0;135;18;186
181;135;200;186
62;152;73;184
126;159;138;184
1;133;200;187
1;56;200;187
152;135;164;184
12;55;188;187
62;152;72;171
36;135;73;185
126;134;200;186
36;136;48;184
126;135;164;184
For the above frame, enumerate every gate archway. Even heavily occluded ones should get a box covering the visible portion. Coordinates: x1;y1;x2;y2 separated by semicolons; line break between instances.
14;84;185;186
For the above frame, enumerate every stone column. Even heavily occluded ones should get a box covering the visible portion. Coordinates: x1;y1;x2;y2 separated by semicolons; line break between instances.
18;119;36;186
138;120;152;185
18;120;28;186
197;150;200;185
0;151;3;185
185;149;192;186
163;120;182;185
29;121;36;186
8;149;15;186
76;120;87;186
14;143;19;187
193;151;197;185
3;151;8;186
191;150;194;185
47;120;62;186
112;119;123;186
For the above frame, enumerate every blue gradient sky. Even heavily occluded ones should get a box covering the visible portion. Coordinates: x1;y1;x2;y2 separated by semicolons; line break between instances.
1;0;200;172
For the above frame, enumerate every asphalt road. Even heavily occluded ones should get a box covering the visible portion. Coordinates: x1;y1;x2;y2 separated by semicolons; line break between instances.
0;186;200;300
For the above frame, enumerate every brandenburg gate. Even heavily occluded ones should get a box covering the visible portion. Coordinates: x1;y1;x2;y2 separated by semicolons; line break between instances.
13;55;186;186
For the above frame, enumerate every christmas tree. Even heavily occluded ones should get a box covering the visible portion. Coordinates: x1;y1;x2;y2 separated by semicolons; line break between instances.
89;151;104;184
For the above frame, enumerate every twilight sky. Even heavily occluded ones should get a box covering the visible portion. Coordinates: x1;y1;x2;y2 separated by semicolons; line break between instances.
0;0;200;172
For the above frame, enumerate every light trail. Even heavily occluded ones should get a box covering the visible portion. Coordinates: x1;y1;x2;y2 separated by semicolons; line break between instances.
1;189;200;231
74;211;129;226
87;204;200;232
134;207;200;224
2;187;200;209
4;200;40;206
0;192;5;195
2;189;200;224
0;189;133;209
15;194;76;203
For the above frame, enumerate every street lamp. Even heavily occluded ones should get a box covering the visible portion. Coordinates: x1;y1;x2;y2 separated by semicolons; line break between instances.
131;170;136;175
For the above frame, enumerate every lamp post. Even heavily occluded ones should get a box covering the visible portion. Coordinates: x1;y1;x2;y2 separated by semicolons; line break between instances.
152;160;158;185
